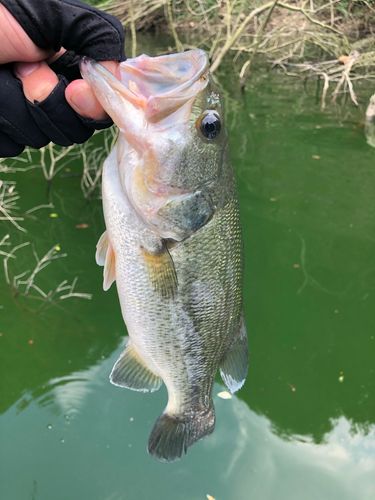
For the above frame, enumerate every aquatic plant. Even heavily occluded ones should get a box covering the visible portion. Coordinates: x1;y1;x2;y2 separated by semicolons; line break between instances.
37;143;80;194
0;153;31;174
79;127;117;200
3;241;92;311
0;178;55;232
0;180;27;233
0;126;114;201
0;234;15;259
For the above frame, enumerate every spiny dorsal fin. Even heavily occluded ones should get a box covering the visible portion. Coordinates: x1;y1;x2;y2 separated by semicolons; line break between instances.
95;231;116;291
110;342;162;393
141;241;177;300
219;313;248;394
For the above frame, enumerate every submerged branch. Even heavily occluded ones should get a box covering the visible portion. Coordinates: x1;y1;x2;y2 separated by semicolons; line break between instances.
270;48;368;108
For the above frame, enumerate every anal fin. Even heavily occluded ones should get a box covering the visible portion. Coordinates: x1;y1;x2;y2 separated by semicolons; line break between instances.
95;230;116;291
219;313;248;394
110;342;162;393
141;240;177;300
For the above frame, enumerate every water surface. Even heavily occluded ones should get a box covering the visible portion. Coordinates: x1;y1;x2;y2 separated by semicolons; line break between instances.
0;37;374;499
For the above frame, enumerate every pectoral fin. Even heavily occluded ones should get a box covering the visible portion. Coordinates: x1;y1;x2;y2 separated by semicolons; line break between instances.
95;231;109;266
110;342;162;392
141;241;178;300
96;231;116;291
219;314;248;394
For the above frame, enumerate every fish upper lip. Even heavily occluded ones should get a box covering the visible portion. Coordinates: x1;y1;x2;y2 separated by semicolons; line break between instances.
80;50;209;102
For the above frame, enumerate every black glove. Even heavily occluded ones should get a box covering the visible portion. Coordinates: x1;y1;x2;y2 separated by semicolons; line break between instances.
0;0;126;157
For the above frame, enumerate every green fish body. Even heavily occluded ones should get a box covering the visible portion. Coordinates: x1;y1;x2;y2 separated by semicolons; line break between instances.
80;50;248;462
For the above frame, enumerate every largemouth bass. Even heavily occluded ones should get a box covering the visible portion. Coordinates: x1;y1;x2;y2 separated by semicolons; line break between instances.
80;50;248;463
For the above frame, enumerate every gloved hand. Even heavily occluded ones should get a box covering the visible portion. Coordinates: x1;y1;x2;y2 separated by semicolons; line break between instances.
0;0;126;157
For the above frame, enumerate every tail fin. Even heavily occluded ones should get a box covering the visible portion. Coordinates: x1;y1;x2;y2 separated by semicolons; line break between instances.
147;404;215;463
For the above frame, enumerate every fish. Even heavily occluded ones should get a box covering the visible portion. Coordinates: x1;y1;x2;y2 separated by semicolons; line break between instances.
80;50;248;463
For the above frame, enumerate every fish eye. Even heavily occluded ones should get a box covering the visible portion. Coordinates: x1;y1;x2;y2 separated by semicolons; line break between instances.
197;111;221;140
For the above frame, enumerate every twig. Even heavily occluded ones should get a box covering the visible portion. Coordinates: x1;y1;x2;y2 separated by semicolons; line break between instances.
167;0;183;52
3;241;92;308
24;203;54;215
210;1;275;73
197;0;212;32
240;0;279;89
129;0;137;58
331;55;357;104
0;234;16;259
345;71;359;106
186;0;220;17
3;241;30;285
0;180;27;232
319;72;330;109
277;2;344;36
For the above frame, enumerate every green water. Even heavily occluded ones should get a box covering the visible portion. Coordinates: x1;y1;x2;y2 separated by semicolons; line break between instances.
1;39;375;499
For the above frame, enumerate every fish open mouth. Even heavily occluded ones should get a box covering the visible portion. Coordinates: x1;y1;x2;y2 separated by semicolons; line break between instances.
80;50;209;131
80;50;212;237
116;50;209;122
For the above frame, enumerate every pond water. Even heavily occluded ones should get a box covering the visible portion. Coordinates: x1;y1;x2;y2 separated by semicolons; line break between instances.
1;35;375;500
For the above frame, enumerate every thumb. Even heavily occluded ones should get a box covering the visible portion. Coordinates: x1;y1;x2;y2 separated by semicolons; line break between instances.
14;61;59;103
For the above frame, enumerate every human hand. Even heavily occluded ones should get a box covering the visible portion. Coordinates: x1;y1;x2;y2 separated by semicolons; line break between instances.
0;0;125;157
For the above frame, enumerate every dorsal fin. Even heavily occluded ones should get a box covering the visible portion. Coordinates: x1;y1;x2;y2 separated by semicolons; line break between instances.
95;230;116;291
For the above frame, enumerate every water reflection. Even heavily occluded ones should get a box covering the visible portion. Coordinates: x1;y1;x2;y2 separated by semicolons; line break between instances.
41;366;101;414
1;345;374;500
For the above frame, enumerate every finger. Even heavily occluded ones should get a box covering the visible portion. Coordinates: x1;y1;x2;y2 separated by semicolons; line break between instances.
65;60;119;120
65;80;108;120
0;4;54;64
14;61;59;103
